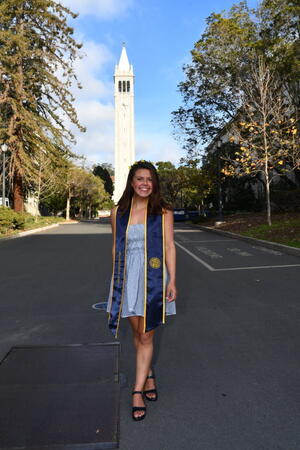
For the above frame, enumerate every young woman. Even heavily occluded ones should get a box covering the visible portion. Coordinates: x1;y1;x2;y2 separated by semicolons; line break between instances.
107;160;177;421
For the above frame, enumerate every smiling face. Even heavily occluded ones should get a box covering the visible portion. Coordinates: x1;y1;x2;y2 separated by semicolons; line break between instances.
131;168;153;198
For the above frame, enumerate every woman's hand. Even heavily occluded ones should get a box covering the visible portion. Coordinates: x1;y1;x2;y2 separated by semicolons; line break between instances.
166;281;177;302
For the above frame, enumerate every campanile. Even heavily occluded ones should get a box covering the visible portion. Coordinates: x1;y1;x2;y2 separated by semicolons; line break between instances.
113;44;135;203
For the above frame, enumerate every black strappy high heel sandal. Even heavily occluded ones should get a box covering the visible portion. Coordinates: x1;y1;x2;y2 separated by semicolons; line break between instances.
132;391;146;421
143;373;158;402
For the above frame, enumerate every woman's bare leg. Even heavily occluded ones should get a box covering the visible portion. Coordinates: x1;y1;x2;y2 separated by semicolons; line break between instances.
128;316;155;418
129;318;156;399
128;316;140;351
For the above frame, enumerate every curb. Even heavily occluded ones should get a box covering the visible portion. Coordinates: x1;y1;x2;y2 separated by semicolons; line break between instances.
0;222;77;243
197;225;300;258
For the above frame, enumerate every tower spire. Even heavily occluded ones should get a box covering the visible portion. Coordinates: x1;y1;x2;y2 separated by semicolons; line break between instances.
118;44;130;72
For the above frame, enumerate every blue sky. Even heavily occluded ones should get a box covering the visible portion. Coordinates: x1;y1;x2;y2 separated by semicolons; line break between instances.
61;0;258;167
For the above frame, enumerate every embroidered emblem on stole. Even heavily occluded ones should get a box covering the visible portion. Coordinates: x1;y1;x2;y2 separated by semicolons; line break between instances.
149;257;161;269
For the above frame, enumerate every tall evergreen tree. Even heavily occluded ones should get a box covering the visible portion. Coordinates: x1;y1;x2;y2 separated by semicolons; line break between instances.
0;0;84;211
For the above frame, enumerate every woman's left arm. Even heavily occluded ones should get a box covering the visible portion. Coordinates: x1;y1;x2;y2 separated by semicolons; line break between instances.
164;209;177;302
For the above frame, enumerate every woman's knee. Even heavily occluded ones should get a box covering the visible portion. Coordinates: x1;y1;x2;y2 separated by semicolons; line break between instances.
136;330;154;346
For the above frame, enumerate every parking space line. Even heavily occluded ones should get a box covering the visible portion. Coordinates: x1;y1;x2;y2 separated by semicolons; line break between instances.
176;241;300;272
175;229;202;233
214;264;300;271
175;241;215;271
176;239;233;243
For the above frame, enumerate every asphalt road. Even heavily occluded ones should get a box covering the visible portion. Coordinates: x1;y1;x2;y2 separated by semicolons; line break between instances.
0;221;300;450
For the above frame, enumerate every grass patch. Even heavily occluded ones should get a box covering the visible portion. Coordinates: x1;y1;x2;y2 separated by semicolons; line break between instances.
197;212;300;249
241;218;300;247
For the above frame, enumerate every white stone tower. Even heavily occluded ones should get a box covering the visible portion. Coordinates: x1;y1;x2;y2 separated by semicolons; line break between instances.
113;44;135;203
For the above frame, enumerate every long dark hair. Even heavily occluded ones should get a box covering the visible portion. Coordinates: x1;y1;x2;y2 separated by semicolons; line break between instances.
117;160;171;214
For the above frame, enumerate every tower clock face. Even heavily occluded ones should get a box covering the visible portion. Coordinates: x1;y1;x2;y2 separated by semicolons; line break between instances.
122;102;128;111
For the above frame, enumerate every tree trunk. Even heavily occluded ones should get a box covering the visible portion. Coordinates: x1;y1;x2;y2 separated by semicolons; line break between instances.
35;167;42;222
263;114;272;226
66;190;71;220
265;172;272;226
13;172;24;212
12;14;25;214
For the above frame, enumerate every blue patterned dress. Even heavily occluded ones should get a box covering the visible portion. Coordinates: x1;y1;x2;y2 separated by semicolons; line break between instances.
107;223;176;318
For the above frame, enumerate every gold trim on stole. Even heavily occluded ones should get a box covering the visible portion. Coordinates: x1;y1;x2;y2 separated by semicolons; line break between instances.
115;202;133;338
143;199;148;333
107;205;118;324
162;212;166;324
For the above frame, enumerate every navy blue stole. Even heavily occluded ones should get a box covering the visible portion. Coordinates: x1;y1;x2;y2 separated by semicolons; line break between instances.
108;203;166;337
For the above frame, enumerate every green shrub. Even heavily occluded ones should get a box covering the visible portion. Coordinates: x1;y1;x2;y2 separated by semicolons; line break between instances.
0;207;17;233
0;207;65;235
12;212;27;230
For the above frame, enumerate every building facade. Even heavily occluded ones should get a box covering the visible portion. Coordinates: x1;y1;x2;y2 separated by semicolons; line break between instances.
113;45;135;203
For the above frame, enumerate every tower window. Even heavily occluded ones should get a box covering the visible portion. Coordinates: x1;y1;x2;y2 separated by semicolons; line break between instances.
123;81;126;92
118;81;122;92
127;81;130;92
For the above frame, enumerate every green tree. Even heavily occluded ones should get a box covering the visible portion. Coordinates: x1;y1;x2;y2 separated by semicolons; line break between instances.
178;159;213;211
0;0;84;212
93;164;114;196
65;166;108;220
173;0;299;222
101;163;114;176
258;0;300;89
156;160;213;210
224;56;300;225
172;2;257;152
155;162;184;206
172;0;299;151
30;150;66;220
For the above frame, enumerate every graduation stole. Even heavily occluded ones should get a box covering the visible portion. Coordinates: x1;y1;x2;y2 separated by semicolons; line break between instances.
108;200;166;338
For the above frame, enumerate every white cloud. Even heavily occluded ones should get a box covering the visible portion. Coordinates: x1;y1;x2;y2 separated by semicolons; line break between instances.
73;40;114;100
63;39;116;165
74;101;114;164
61;0;134;20
136;133;183;166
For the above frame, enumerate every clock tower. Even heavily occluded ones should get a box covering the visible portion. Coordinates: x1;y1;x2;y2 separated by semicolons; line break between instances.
113;44;135;203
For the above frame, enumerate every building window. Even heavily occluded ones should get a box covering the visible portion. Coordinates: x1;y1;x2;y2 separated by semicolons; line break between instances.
123;81;126;92
118;81;122;92
127;81;130;92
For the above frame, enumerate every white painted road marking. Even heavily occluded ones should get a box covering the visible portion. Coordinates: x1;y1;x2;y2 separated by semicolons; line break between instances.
175;241;300;272
175;241;215;271
176;239;233;243
251;246;283;256
196;246;223;259
227;247;253;257
214;264;300;272
175;229;203;233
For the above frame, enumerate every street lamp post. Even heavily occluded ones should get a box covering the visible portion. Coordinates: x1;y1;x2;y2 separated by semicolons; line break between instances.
1;143;8;207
